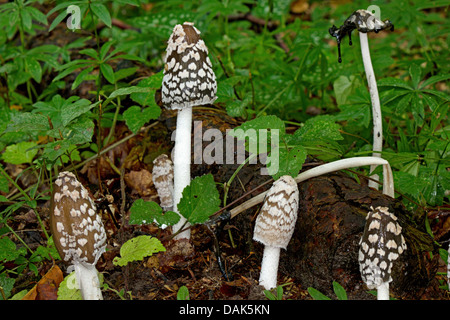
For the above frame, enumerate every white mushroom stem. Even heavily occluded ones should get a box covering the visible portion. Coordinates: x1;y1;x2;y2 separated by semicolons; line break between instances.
172;107;193;240
230;157;394;218
73;263;103;300
360;32;383;190
259;246;281;290
377;282;390;300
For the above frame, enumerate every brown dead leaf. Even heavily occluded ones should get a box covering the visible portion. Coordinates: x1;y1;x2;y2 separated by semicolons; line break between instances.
124;169;153;196
290;0;309;13
22;265;64;300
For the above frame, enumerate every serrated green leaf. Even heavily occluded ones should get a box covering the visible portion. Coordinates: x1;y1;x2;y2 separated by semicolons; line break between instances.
129;199;180;226
0;274;15;300
292;115;342;143
269;145;307;180
61;98;97;127
113;235;166;267
123;105;161;134
228;115;286;154
130;71;163;107
177;174;220;225
5;112;50;135
2;141;38;164
0;237;27;262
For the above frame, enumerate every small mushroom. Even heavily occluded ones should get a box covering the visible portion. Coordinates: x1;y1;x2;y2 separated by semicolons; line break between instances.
253;175;299;290
329;9;394;190
50;171;107;300
161;22;217;240
358;206;406;300
152;154;174;211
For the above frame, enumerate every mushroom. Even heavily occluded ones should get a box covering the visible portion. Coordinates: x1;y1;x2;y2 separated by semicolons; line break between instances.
329;9;394;190
230;156;395;219
161;22;217;240
358;206;406;300
152;154;174;212
50;171;107;300
253;175;299;290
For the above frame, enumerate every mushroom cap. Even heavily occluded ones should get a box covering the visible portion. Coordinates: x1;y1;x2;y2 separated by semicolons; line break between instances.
161;22;217;110
345;9;394;33
50;172;107;267
358;206;406;289
152;154;174;209
253;175;299;249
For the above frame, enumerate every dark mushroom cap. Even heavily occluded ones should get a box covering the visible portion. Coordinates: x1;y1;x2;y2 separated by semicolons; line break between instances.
161;22;217;110
358;206;406;289
253;175;299;249
50;172;106;267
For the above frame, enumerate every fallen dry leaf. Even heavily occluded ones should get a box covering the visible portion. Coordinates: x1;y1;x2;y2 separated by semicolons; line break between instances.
22;264;64;300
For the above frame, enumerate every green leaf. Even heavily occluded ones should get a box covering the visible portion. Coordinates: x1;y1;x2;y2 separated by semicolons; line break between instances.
2;141;38;164
377;77;413;90
0;237;27;262
123;105;161;134
177;286;190;300
130;71;163;107
291;115;342;143
57;272;83;300
333;75;361;106
307;287;331;300
5;112;50;135
61;98;97;127
25;57;42;83
0;274;15;300
71;66;94;90
177;174;221;225
90;3;112;28
129;199;180;227
269;145;307;180
100;63;115;84
332;281;347;300
113;235;166;267
409;64;422;89
228;115;286;154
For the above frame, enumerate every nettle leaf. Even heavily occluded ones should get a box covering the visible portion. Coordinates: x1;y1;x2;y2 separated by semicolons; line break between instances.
123;105;161;134
129;199;180;227
1;141;38;164
113;235;166;267
0;237;27;262
269;145;307;180
228;115;286;154
130;71;163;107
5;112;50;136
177;174;220;225
292;115;343;143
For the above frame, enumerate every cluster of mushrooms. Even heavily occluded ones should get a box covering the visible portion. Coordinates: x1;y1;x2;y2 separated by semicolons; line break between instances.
50;12;431;300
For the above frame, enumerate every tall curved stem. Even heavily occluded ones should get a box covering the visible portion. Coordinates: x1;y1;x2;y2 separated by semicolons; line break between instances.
359;32;383;190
